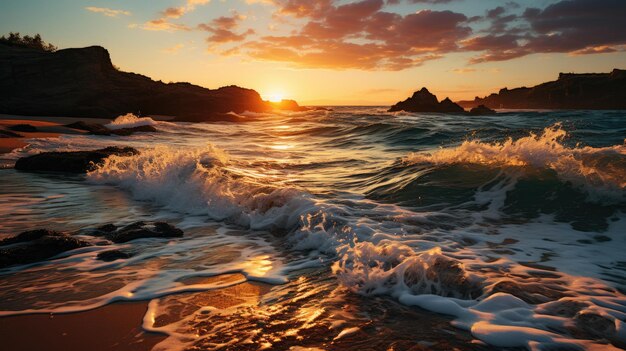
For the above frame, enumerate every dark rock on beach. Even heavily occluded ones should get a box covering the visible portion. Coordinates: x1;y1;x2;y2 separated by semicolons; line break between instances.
93;221;184;243
14;146;139;173
388;88;466;113
469;104;497;115
65;121;158;136
8;123;37;132
0;129;23;138
0;229;90;268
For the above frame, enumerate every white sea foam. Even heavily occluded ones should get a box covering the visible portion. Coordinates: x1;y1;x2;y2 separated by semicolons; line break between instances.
104;113;158;130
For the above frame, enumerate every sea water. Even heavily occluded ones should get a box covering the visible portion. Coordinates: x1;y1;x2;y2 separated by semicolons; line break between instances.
1;109;625;350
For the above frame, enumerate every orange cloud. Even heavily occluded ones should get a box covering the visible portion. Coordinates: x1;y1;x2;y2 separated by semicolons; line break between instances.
85;7;131;17
199;14;255;44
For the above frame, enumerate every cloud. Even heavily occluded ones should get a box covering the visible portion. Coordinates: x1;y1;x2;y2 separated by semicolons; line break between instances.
466;0;626;63
163;43;185;54
225;0;470;70
85;7;131;17
451;68;476;74
141;0;210;31
141;0;625;68
198;14;255;44
162;7;186;19
142;18;191;32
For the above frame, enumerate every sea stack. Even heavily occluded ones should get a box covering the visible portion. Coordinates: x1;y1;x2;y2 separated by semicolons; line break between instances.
388;88;465;113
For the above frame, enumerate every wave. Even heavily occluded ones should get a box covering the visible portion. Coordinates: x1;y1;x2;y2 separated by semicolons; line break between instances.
404;123;626;202
105;113;158;130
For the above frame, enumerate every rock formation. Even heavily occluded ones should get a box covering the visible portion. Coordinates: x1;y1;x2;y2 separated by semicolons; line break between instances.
457;69;626;110
14;146;139;173
468;105;496;115
388;88;466;113
0;43;304;121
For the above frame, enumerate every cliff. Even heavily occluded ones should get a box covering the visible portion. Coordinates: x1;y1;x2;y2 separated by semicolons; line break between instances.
457;69;626;110
0;44;298;121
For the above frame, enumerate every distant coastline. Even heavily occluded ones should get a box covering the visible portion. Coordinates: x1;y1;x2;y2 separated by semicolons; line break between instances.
457;69;626;110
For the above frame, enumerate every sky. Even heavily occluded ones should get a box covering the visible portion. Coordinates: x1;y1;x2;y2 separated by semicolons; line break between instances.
1;0;625;105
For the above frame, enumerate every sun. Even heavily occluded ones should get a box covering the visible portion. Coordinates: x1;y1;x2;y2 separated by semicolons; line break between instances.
266;92;284;103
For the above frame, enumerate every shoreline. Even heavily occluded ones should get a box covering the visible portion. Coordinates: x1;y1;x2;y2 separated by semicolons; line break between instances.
0;275;272;351
0;114;173;156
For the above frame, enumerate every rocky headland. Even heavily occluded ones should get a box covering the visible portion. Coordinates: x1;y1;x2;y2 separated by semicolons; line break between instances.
458;69;626;110
0;43;307;121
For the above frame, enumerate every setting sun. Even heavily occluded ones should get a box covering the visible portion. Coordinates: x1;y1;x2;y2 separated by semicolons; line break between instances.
265;92;284;103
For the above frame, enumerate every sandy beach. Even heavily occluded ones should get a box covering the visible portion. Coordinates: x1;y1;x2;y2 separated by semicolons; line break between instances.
0;273;272;351
0;114;105;154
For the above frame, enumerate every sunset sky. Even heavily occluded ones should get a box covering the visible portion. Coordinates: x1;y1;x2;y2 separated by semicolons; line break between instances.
2;0;625;105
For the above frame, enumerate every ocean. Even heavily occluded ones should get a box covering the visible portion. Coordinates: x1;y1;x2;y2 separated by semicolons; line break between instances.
1;108;625;350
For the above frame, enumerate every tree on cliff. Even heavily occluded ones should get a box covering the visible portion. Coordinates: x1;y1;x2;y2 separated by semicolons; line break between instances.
0;32;57;52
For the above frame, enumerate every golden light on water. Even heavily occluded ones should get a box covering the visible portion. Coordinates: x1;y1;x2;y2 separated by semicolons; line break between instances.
242;255;274;277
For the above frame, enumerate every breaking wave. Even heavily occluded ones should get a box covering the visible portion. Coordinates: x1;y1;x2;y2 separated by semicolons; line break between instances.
105;113;158;130
404;123;626;201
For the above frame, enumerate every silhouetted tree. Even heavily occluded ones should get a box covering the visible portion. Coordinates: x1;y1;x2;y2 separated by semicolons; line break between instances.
0;32;57;52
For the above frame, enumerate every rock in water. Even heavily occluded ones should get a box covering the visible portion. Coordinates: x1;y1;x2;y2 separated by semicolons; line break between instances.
93;221;184;243
469;104;497;115
388;88;465;113
438;98;466;113
14;146;139;173
96;249;132;262
0;229;90;268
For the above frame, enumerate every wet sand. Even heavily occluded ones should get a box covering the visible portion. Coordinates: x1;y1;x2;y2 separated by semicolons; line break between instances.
0;301;164;351
0;114;174;155
0;115;99;154
0;274;272;351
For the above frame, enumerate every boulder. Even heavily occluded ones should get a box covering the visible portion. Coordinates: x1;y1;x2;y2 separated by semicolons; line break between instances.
0;229;90;268
92;221;184;243
14;146;139;173
96;249;132;262
469;105;497;115
0;129;23;138
8;124;37;132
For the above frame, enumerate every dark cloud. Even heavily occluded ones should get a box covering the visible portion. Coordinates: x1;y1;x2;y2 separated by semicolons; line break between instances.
198;14;255;44
466;0;626;63
146;0;625;69
230;0;470;70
